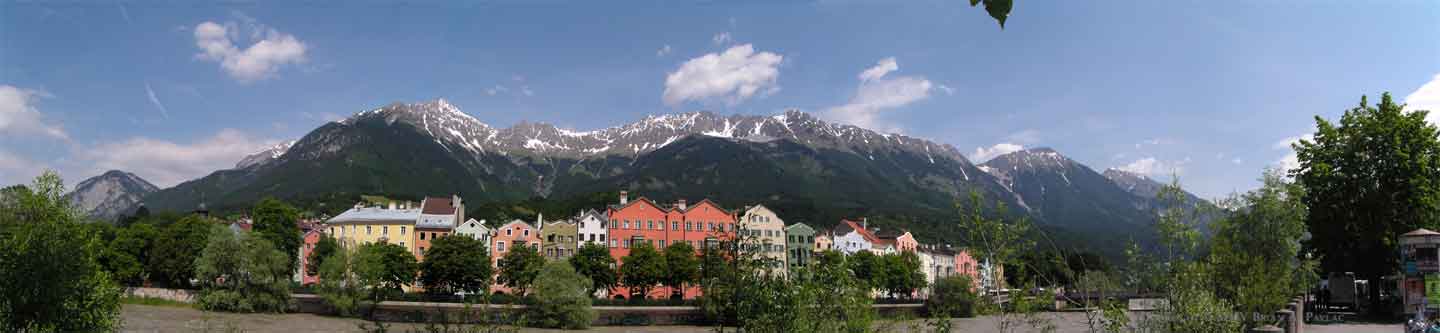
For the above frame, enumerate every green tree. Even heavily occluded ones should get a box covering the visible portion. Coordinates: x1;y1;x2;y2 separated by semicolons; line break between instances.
568;243;616;296
662;241;700;299
1156;177;1207;264
101;223;158;285
880;252;925;299
1294;93;1440;309
149;214;215;288
620;241;666;299
527;261;596;329
307;235;339;277
355;242;418;302
194;226;293;312
956;191;1033;297
496;243;544;297
1209;168;1311;326
419;235;493;295
927;274;978;318
317;248;363;316
251;197;302;272
846;250;881;290
0;171;122;332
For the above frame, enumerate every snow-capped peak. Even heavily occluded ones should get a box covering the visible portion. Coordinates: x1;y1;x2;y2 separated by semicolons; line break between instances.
234;139;297;169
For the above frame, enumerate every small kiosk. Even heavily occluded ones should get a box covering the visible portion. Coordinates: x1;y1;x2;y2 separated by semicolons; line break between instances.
1400;228;1440;315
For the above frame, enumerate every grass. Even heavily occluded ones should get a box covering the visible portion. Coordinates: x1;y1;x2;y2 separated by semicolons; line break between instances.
121;295;194;308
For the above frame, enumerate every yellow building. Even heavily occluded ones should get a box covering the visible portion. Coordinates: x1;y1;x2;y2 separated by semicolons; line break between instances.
325;203;421;255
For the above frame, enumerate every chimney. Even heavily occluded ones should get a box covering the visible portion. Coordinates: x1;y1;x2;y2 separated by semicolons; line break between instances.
862;217;868;230
677;199;688;211
619;190;629;205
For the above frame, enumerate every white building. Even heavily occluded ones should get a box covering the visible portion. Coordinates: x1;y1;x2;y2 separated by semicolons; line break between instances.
832;219;876;255
739;204;787;271
575;209;607;247
455;218;492;250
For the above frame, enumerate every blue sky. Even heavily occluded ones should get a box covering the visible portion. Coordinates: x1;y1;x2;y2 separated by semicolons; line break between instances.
2;1;1438;199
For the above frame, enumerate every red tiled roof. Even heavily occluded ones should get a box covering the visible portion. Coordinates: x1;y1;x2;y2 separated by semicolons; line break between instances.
837;219;881;244
421;197;456;215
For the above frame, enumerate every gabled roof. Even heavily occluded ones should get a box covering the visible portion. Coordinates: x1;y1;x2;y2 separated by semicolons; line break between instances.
876;229;912;240
682;198;731;214
420;196;457;215
608;196;670;214
834;219;880;243
460;218;489;231
785;222;815;233
575;209;606;222
499;219;535;230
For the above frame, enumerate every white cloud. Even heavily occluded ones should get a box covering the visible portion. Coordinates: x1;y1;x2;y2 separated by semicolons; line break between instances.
662;44;783;106
1273;134;1313;172
969;143;1024;162
0;148;46;186
0;85;66;140
192;18;308;83
1005;129;1041;144
825;57;933;132
712;32;733;45
656;44;672;57
486;85;508;96
858;57;899;83
1116;157;1184;176
300;111;343;123
1404;72;1440;126
76;129;280;187
938;84;956;96
145;82;169;119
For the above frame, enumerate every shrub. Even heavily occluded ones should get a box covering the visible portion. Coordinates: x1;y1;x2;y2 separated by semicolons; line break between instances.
0;172;123;331
318;248;364;316
194;227;293;312
527;261;596;329
926;275;977;318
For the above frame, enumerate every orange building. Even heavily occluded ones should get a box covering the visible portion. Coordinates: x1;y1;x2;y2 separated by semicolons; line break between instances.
606;191;735;299
414;196;462;261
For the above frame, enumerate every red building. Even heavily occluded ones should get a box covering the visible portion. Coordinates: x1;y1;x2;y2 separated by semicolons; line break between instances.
490;219;541;295
606;191;736;300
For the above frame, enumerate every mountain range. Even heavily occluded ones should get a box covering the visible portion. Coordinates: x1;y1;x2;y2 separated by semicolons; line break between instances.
69;99;1213;255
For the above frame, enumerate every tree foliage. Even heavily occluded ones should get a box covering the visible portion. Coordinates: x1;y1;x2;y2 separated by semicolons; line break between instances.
620;241;666;299
1294;93;1440;299
1209;169;1313;324
926;274;978;318
527;261;596;329
251;197;302;272
195;227;293;312
956;191;1032;293
419;234;493;295
0;171;122;332
317;247;364;316
662;241;700;298
880;251;925;299
496;243;543;297
569;243;616;296
149;214;216;288
104;222;158;285
307;235;339;277
355;242;418;301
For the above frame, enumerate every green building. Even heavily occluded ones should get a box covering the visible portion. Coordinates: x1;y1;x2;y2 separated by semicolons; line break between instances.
785;223;816;270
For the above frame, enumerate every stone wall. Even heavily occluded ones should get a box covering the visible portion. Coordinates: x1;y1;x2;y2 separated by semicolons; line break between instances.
125;287;196;303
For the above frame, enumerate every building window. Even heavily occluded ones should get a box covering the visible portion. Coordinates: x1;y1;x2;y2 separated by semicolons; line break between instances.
624;220;630;229
420;232;426;240
708;223;714;231
367;226;372;235
497;241;506;252
420;246;426;254
401;226;406;235
648;220;655;230
672;221;679;230
384;226;390;235
523;229;530;237
623;239;630;248
659;240;666;247
610;239;617;248
506;229;512;236
686;222;693;231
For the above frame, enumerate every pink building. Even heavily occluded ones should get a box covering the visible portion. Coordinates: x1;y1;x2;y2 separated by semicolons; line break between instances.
490;219;541;295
